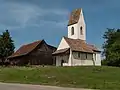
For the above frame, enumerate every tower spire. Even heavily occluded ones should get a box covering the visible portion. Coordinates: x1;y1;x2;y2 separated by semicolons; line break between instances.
68;8;86;40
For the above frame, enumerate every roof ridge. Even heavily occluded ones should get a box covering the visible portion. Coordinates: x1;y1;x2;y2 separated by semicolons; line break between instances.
23;40;43;46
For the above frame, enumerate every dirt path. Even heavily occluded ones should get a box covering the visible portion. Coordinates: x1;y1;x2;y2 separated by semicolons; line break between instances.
0;83;93;90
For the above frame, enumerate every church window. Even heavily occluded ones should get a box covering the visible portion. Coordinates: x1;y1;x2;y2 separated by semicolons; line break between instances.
80;26;83;35
71;27;74;35
78;52;80;58
86;53;87;59
73;52;78;59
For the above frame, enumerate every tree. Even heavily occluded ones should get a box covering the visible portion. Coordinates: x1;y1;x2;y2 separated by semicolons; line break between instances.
0;30;15;65
103;28;120;66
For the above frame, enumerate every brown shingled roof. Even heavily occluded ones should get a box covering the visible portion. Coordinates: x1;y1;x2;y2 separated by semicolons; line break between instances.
68;8;82;26
64;37;100;53
52;48;70;55
8;40;43;58
87;44;101;52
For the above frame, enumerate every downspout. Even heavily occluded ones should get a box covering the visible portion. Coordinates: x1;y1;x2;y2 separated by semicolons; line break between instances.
70;49;73;66
92;53;95;66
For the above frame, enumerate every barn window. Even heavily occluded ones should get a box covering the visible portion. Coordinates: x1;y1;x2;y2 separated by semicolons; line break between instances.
71;27;74;35
80;26;83;35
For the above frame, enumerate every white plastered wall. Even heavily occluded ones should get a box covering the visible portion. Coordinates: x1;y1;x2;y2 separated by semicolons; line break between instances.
57;37;70;50
56;55;69;66
71;52;94;66
77;9;86;40
94;52;101;66
56;50;101;66
68;23;78;39
56;37;71;66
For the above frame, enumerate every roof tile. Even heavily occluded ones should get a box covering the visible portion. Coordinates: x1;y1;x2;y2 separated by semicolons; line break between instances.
52;48;70;55
64;37;100;53
68;8;82;26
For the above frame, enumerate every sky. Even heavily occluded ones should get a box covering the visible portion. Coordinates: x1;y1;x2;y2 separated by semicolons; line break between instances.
0;0;120;50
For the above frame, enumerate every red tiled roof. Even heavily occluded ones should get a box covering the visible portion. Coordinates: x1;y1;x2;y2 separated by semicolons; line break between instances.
8;40;43;58
64;37;100;53
68;8;82;26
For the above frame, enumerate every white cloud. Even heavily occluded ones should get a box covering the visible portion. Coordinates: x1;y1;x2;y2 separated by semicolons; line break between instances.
0;1;69;30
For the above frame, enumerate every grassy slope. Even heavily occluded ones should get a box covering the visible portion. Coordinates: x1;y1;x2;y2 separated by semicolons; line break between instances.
0;66;120;90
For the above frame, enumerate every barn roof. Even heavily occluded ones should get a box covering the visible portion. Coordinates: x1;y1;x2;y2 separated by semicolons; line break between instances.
8;40;43;58
68;8;82;26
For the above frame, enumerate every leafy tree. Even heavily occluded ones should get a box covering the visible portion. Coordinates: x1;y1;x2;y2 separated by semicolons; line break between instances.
0;30;15;65
103;28;120;66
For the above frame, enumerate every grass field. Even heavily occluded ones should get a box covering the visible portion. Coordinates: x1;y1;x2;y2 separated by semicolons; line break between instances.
0;66;120;90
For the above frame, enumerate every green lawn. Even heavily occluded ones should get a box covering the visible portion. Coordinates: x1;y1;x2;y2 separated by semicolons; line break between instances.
0;66;120;90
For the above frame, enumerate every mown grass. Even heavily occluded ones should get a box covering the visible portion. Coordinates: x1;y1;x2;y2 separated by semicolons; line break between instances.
0;66;120;90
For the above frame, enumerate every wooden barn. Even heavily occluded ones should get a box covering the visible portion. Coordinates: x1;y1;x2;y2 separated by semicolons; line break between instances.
7;40;56;66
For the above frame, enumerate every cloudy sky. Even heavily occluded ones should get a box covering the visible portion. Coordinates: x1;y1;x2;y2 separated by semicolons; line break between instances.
0;0;120;50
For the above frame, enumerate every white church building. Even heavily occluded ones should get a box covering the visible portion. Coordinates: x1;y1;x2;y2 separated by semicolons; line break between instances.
53;8;101;66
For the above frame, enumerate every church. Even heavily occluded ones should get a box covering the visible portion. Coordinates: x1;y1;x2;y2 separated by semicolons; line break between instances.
53;8;101;66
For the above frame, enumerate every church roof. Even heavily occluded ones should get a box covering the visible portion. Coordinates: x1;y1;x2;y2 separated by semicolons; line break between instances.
64;37;101;53
52;48;70;55
68;8;82;26
8;40;43;58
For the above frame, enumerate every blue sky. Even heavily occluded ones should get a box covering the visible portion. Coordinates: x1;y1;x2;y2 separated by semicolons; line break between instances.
0;0;120;50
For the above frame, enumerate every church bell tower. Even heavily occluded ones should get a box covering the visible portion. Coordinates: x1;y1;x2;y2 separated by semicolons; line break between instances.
67;8;86;40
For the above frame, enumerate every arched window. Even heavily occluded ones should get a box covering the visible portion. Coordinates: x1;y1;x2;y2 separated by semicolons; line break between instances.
80;26;83;35
71;27;74;35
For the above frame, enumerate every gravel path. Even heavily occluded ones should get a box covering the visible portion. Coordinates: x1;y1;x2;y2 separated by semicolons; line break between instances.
0;83;93;90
